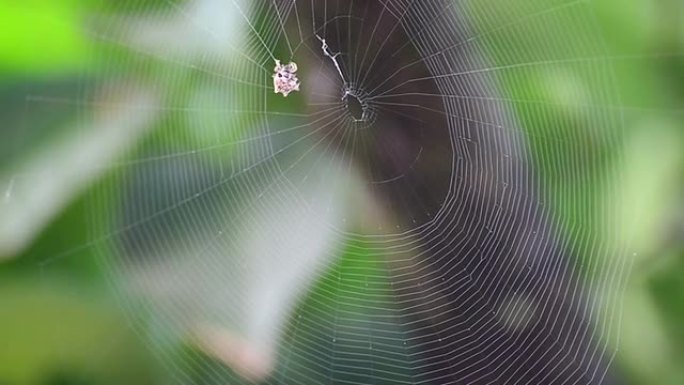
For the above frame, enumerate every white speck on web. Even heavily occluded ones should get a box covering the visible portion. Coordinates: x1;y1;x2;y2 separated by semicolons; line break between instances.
4;178;15;204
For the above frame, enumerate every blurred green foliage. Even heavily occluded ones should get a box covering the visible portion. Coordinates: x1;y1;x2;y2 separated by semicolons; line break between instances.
0;1;88;75
1;1;682;385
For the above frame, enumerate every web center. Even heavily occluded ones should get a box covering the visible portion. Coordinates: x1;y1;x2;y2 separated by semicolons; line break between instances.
344;92;366;121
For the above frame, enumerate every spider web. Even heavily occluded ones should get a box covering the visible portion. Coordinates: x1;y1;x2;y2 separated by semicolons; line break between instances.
23;0;633;384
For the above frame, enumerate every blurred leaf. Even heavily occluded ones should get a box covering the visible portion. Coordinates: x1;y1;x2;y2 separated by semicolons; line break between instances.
112;146;357;382
0;1;89;75
0;278;159;385
273;238;416;385
0;88;158;259
118;0;246;60
612;118;683;259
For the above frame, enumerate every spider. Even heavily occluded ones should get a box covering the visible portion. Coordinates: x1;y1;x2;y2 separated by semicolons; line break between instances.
273;60;300;97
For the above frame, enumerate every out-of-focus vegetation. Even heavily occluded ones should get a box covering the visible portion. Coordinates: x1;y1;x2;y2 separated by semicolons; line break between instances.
1;1;682;384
